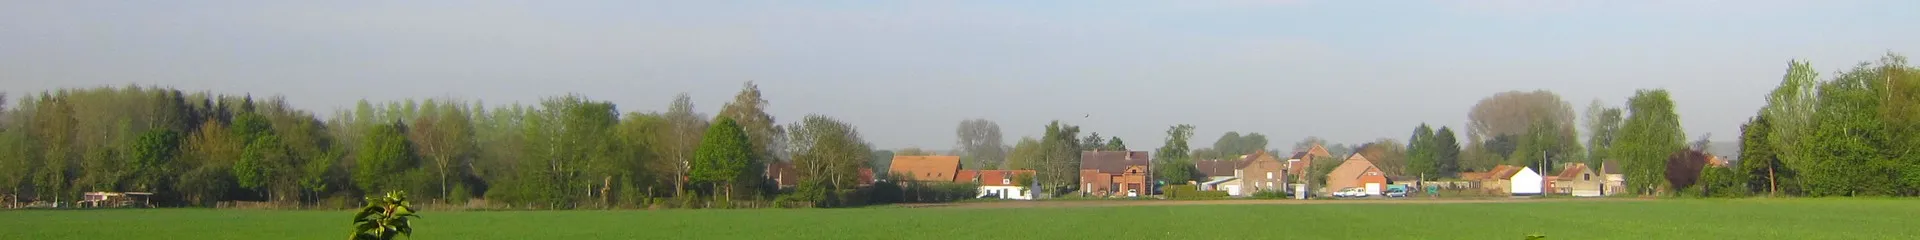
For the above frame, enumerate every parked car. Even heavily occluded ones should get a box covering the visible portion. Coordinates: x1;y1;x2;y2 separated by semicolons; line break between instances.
1383;188;1408;198
1333;187;1369;198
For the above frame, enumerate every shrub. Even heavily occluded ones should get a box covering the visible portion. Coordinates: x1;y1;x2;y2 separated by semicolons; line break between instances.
1697;166;1748;198
1162;185;1229;200
1250;190;1290;199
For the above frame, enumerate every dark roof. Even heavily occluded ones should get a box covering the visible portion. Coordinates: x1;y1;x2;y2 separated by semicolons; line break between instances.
1080;150;1151;174
1195;159;1249;177
1602;160;1623;174
1289;151;1309;160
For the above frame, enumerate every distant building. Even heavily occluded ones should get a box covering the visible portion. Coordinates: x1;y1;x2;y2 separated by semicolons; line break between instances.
1326;153;1389;195
1509;167;1544;196
1080;150;1151;197
957;170;1037;200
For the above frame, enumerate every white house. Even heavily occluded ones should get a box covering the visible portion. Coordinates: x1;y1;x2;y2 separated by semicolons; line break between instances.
959;170;1036;200
1509;167;1544;196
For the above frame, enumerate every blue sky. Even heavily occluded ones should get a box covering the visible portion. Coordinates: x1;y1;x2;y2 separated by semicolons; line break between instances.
4;0;1917;151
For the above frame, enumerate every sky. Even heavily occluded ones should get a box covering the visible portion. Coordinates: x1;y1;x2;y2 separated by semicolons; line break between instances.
3;0;1917;151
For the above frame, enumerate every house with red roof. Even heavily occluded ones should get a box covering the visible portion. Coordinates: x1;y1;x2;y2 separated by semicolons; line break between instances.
956;170;1037;200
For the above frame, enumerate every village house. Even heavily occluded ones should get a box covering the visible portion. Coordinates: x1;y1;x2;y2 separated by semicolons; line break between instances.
1325;153;1389;195
1237;150;1291;196
957;170;1037;200
1554;163;1603;197
1601;160;1627;196
1194;158;1248;194
1289;144;1335;183
1080;150;1151;197
889;156;963;182
1465;165;1522;194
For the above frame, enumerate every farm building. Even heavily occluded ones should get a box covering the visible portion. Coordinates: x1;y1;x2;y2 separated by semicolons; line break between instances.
1554;163;1603;197
1509;167;1543;196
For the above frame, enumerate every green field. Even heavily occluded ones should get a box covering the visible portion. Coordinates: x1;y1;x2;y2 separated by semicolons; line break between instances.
2;199;1914;239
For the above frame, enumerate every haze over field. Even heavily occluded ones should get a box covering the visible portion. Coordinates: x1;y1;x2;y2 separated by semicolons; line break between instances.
4;0;1917;149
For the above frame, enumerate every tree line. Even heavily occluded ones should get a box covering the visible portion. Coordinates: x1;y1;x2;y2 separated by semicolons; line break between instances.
0;82;895;208
1731;53;1920;197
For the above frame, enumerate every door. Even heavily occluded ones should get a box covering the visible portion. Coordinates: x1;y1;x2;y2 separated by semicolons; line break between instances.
1365;183;1382;195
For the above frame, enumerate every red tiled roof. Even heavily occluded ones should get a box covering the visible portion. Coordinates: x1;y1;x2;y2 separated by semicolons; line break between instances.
1556;163;1591;180
890;156;962;182
954;170;979;183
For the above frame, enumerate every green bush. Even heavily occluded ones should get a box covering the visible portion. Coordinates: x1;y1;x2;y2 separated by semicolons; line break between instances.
1250;190;1290;199
1696;166;1748;198
1162;185;1229;200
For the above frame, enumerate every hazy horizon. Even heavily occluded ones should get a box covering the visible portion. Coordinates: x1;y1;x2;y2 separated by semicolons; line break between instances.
6;1;1917;150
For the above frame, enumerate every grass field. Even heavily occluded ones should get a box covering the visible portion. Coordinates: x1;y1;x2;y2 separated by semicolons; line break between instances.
2;198;1914;239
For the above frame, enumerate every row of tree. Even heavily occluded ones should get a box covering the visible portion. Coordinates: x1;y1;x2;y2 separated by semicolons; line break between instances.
0;82;894;208
1735;53;1920;197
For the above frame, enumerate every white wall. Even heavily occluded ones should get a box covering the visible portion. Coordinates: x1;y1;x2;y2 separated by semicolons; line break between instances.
1510;167;1543;195
978;186;1032;200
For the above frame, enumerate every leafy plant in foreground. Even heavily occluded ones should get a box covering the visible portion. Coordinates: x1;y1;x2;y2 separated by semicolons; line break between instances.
351;191;420;240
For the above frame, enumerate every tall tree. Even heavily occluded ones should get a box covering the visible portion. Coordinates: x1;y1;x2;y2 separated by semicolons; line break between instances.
1038;121;1081;194
1584;99;1625;165
1154;125;1197;185
1737;115;1794;195
1360;139;1409;176
1762;61;1821;194
1799;56;1902;196
1080;132;1106;151
126;129;181;193
954;119;1006;169
1406;124;1437;180
717;82;779;192
355;123;416;194
787;115;871;205
1433;127;1462;177
1611;89;1686;195
691;117;751;200
409;103;475;201
235;134;289;200
1103;137;1126;151
662;93;707;196
1006;137;1043;170
1466;90;1577;146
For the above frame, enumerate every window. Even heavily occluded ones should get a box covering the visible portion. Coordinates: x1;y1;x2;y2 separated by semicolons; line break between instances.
1583;174;1590;181
1267;172;1274;179
1002;178;1011;185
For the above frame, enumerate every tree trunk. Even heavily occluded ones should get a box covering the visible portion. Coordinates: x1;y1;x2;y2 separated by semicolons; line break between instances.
1767;164;1777;197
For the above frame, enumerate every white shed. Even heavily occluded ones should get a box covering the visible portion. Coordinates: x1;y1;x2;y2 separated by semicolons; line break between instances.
1509;167;1543;196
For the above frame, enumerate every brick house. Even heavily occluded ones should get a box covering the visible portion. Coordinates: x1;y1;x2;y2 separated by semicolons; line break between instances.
1325;153;1389;195
1080;150;1151;197
1237;150;1291;195
1289;144;1335;183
